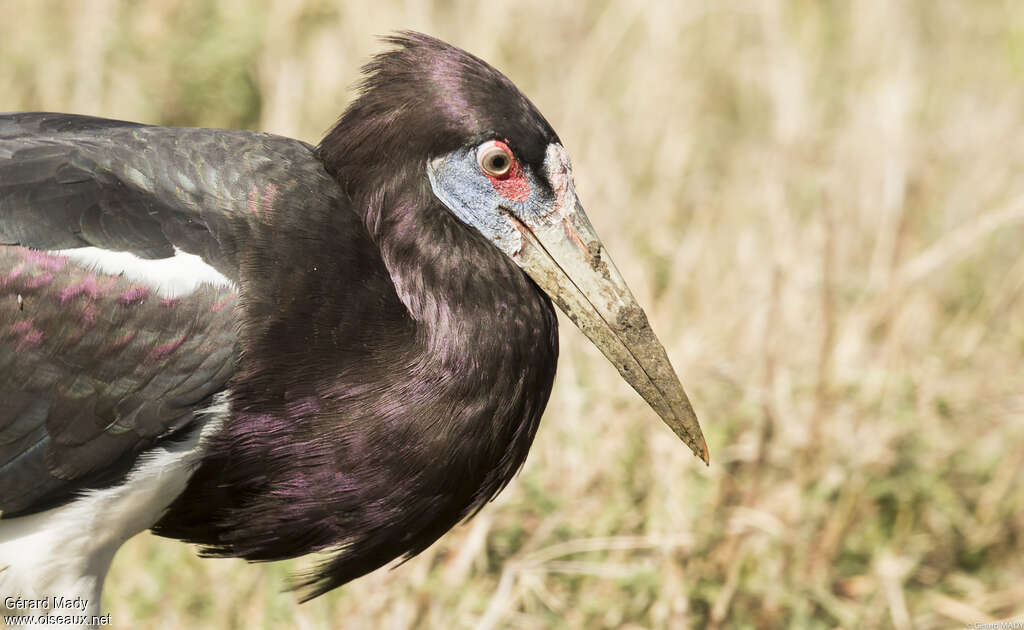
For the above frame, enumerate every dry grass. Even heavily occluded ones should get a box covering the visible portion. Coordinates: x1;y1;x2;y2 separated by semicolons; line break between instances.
3;1;1024;628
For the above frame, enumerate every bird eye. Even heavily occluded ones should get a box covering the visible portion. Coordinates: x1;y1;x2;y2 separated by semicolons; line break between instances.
477;141;513;178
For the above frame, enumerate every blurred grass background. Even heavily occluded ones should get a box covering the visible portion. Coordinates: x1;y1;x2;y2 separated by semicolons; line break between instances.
3;1;1024;628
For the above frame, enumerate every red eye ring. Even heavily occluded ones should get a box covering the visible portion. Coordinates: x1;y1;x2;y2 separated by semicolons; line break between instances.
477;140;514;178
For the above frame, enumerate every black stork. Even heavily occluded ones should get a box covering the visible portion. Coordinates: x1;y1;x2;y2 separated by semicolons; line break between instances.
0;32;706;618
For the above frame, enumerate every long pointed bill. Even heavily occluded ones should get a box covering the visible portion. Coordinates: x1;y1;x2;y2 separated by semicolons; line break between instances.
509;145;708;463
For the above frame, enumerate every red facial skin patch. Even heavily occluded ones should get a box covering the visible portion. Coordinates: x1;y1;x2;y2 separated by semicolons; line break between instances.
483;141;531;203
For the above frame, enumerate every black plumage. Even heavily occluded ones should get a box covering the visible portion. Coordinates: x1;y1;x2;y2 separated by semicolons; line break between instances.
0;32;705;601
161;36;566;596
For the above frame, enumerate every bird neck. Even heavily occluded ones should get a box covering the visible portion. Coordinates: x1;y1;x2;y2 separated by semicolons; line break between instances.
370;180;546;359
154;173;560;596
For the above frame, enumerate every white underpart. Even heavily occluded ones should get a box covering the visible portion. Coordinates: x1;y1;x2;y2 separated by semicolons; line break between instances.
0;396;228;629
52;247;234;298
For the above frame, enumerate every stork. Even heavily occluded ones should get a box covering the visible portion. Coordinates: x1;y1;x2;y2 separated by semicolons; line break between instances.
0;33;706;625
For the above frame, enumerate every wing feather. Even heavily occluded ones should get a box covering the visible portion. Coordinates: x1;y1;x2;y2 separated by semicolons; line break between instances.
0;112;342;517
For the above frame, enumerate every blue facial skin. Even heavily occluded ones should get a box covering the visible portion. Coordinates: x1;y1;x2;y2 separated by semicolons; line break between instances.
426;144;557;256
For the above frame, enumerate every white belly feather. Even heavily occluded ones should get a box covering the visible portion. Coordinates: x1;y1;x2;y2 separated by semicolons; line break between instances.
0;398;226;629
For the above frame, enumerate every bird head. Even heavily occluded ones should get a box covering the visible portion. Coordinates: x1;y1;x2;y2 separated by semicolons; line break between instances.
320;32;708;463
